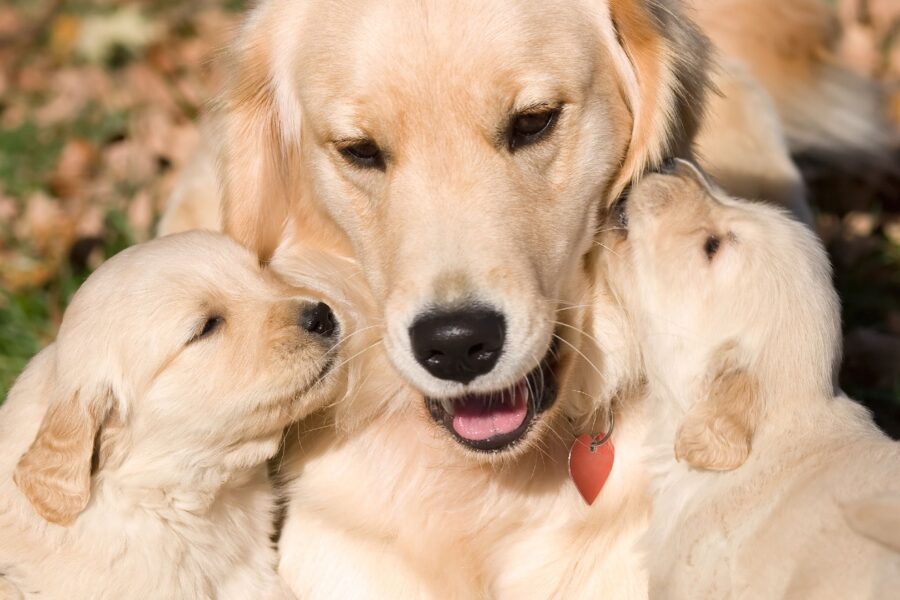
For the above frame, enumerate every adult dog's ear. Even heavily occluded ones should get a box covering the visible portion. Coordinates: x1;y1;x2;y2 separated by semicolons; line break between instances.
14;354;112;525
217;5;301;262
600;0;712;198
674;351;760;471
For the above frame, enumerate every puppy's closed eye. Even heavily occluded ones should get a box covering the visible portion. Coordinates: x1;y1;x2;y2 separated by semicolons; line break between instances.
190;316;224;343
704;235;720;260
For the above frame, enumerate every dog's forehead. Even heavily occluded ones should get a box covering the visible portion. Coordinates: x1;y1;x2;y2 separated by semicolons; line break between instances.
63;233;268;326
296;0;598;117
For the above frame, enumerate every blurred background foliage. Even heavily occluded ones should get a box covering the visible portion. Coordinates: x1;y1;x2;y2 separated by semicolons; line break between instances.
0;0;898;435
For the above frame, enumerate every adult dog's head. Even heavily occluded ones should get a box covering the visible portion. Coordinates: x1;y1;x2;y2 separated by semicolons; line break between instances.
219;0;710;456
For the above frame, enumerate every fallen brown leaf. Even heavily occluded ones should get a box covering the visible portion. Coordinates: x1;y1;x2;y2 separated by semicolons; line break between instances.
47;138;99;199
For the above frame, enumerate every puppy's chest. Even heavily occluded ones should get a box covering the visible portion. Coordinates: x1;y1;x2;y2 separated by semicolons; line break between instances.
36;477;279;598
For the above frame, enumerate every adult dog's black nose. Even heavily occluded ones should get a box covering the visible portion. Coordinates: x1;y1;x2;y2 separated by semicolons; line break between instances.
409;309;505;383
300;301;338;338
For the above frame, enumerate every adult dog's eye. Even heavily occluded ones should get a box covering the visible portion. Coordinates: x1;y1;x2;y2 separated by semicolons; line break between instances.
704;235;721;260
339;140;385;170
508;107;561;151
196;316;224;340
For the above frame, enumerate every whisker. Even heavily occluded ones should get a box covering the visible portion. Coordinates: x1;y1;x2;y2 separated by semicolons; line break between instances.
326;324;384;354
552;320;605;353
329;339;383;373
592;240;622;258
554;303;596;313
553;333;605;381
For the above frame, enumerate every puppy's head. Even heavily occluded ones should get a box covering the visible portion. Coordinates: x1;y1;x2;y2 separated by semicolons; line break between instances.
219;0;710;458
605;160;841;469
14;231;343;524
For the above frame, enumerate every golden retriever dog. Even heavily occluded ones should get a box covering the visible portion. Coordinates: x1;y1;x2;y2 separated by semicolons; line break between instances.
603;159;900;599
154;0;889;597
0;231;357;599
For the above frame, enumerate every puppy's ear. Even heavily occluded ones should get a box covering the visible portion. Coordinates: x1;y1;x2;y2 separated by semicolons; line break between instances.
601;0;712;197
217;7;299;262
14;358;111;525
675;353;760;471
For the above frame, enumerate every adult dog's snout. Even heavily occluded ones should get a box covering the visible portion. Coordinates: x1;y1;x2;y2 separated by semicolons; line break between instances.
300;301;338;339
409;308;505;384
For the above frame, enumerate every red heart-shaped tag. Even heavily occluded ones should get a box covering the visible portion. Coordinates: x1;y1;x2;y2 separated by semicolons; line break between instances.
568;434;615;505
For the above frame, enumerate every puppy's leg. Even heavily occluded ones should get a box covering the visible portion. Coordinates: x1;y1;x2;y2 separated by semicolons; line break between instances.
694;56;812;224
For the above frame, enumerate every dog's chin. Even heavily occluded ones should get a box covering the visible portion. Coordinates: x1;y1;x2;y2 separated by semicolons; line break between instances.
277;355;340;424
424;338;561;455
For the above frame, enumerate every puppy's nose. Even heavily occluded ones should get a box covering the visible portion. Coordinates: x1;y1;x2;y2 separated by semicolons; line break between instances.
300;302;337;338
409;309;505;384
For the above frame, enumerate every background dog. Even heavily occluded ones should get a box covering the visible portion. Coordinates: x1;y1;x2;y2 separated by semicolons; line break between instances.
0;231;346;599
603;160;900;599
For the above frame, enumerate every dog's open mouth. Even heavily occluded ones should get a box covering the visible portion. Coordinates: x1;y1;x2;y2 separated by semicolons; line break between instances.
425;338;560;452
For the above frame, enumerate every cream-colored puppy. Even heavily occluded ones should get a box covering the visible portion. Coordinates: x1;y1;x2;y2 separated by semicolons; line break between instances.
604;160;900;599
0;231;348;600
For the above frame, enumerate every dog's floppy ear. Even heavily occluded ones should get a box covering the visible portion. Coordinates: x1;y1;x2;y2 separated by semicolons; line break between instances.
674;349;760;471
14;354;112;525
600;0;712;197
217;6;300;262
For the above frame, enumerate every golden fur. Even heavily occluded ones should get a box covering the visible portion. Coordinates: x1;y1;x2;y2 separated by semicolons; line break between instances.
265;228;652;598
603;160;900;599
154;1;890;597
0;231;365;599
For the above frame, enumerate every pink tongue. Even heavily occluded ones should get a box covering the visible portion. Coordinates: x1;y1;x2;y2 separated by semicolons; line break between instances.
451;385;528;441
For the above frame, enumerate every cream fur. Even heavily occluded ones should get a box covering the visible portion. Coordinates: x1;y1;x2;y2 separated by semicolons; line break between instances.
603;160;900;599
151;1;890;597
0;232;361;599
264;230;653;599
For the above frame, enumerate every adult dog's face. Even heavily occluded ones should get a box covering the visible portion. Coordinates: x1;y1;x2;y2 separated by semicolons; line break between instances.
297;1;629;453
221;0;709;456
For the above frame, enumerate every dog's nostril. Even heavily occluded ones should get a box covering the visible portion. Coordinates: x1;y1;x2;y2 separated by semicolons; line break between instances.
409;308;506;384
300;302;337;338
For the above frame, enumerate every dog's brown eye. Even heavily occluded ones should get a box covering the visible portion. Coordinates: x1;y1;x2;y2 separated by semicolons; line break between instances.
339;140;385;170
198;316;223;339
704;236;721;260
508;107;561;151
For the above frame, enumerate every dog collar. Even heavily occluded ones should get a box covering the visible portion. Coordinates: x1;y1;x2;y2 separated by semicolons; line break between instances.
568;411;615;505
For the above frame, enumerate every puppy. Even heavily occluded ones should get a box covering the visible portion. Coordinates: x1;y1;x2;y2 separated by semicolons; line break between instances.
604;160;900;599
0;231;347;599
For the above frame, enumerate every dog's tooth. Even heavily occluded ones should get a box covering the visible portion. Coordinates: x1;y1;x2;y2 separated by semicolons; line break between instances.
441;399;455;415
